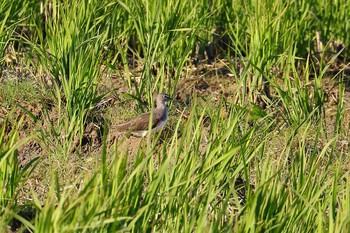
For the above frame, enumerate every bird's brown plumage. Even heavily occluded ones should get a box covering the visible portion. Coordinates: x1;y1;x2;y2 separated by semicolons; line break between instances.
114;109;165;132
114;93;171;134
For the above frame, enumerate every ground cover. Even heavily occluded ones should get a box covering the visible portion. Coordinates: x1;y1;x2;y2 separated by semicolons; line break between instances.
1;0;350;232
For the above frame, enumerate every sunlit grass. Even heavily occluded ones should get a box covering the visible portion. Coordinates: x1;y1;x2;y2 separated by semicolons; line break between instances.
0;0;350;231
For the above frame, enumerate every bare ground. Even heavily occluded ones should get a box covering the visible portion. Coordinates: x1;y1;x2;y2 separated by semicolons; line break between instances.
1;54;350;210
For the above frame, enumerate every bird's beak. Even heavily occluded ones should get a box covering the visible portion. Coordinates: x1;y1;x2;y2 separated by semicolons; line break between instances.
168;97;178;102
164;95;174;102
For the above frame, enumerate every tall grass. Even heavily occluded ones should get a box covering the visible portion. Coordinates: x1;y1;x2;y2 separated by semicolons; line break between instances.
0;1;29;68
0;117;37;231
1;0;350;231
27;1;108;154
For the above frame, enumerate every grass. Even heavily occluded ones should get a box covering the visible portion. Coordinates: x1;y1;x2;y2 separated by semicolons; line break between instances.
1;0;350;232
0;80;39;107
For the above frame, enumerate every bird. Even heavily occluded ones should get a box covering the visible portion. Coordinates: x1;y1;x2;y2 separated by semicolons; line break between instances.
114;93;174;137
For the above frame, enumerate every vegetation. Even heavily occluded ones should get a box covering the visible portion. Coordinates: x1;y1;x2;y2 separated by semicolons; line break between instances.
1;0;349;232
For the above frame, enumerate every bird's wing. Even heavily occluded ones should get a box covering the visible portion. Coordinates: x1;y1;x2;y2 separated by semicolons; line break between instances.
114;110;162;132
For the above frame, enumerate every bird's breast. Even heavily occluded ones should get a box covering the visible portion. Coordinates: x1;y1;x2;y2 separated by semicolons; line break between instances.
151;118;168;133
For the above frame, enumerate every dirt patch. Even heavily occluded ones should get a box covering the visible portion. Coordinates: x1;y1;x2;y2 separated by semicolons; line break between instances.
1;50;350;207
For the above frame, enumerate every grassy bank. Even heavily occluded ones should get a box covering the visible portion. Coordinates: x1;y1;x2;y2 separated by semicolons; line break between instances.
1;0;350;232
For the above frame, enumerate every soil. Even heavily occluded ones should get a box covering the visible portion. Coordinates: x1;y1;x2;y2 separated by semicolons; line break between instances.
1;46;350;230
